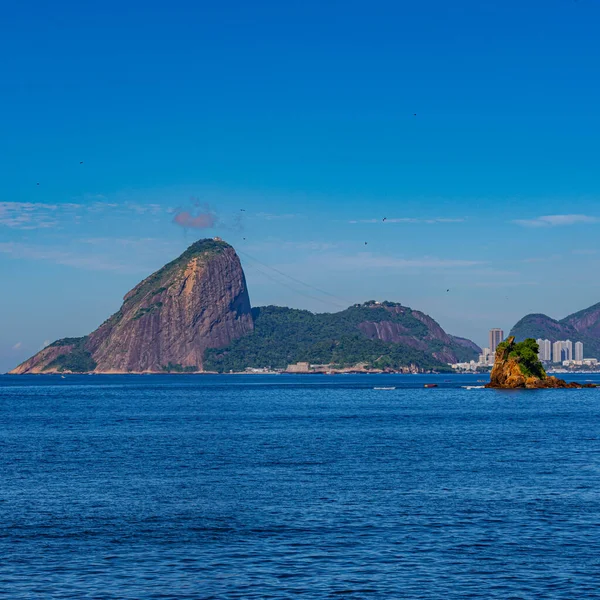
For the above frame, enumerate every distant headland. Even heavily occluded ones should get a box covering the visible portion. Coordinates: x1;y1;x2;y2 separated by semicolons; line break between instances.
10;239;481;375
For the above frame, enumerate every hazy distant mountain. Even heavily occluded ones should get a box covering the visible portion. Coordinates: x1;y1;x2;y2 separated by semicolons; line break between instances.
11;239;481;374
510;302;600;358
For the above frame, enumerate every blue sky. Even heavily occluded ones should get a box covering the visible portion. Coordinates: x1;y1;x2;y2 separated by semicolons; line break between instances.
2;0;600;371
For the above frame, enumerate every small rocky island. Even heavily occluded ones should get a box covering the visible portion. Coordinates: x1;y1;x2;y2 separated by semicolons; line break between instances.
486;336;596;389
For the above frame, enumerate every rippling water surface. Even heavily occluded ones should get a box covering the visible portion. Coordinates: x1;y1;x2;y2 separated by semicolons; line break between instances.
1;373;600;598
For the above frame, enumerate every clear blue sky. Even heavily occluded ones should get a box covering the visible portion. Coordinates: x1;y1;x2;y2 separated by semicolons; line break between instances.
2;0;600;371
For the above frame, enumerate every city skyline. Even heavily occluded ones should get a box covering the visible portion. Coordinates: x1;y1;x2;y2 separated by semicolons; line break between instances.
538;338;591;364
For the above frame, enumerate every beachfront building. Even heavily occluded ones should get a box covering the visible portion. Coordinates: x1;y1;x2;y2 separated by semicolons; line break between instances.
575;341;584;362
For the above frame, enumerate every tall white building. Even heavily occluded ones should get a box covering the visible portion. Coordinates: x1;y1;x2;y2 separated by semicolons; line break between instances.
536;339;543;360
564;340;573;361
536;338;552;361
552;341;563;363
543;339;551;361
489;328;504;354
575;341;584;361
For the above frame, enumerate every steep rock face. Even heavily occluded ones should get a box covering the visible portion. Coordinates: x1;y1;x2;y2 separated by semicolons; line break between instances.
563;302;600;338
449;335;482;354
357;304;480;363
486;336;595;389
11;239;254;374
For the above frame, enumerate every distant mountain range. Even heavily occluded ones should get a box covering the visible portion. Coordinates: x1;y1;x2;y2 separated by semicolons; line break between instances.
510;302;600;358
11;239;481;374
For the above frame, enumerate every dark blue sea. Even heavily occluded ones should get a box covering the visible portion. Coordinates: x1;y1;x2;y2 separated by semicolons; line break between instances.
1;373;600;599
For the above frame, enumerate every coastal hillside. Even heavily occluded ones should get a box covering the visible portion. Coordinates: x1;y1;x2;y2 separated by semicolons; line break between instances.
204;302;480;373
11;239;480;374
510;302;600;358
11;239;254;374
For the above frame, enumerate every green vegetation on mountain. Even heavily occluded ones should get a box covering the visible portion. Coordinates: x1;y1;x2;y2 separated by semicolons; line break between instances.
124;238;230;306
510;302;600;358
204;304;467;372
11;239;481;375
45;337;97;373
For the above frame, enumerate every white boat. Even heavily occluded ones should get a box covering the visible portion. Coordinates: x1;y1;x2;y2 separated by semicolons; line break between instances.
374;386;396;390
462;385;485;390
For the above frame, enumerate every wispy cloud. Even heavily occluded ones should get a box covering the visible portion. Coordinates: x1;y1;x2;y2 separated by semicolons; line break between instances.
12;342;22;350
0;202;74;229
320;252;483;270
472;281;539;288
244;240;339;252
0;242;151;274
513;214;599;228
348;217;465;224
0;201;167;230
253;212;299;221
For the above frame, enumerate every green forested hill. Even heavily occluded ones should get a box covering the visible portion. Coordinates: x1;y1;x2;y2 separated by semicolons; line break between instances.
204;303;478;372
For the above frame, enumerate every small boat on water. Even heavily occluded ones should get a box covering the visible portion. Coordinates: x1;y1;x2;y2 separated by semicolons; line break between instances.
462;385;485;390
374;387;396;390
424;384;438;388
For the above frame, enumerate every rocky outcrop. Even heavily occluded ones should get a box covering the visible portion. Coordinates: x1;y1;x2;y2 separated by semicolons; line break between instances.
486;336;596;389
11;239;254;374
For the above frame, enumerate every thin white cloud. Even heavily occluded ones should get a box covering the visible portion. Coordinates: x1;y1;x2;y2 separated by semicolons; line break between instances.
0;202;67;229
513;214;599;228
12;342;22;350
321;253;483;270
0;201;166;229
253;212;299;221
0;242;150;274
348;217;465;224
472;281;539;288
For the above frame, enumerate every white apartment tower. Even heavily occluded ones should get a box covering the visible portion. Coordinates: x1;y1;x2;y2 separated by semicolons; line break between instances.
489;329;504;354
536;338;552;361
564;340;573;361
575;341;584;361
552;341;563;363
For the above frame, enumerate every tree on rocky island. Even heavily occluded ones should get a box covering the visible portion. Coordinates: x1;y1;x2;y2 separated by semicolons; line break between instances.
488;336;595;389
496;337;546;380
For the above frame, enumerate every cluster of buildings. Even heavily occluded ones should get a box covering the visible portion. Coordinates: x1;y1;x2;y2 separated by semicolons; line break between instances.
452;329;599;372
536;338;597;367
451;328;505;372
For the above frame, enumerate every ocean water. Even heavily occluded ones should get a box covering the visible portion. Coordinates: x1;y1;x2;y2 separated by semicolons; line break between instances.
1;373;600;599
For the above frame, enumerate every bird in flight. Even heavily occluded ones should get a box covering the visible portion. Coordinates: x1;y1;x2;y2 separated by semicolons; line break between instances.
383;217;387;222
36;182;39;186
364;242;368;245
79;161;84;164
